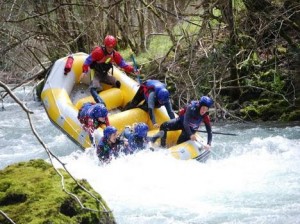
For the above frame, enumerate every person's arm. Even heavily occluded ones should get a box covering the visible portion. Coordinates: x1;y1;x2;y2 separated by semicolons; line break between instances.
164;100;175;119
82;47;104;74
203;114;212;145
147;92;157;125
113;51;134;74
82;55;93;74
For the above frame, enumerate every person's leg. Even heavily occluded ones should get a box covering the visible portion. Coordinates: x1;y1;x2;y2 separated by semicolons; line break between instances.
90;87;105;105
177;132;190;145
123;86;144;110
138;101;148;111
160;119;182;147
177;129;195;145
91;74;103;92
148;130;164;143
90;75;105;104
101;75;121;88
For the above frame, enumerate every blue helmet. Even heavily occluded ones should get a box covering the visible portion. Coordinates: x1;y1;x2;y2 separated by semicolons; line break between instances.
134;122;149;138
103;126;117;139
157;88;170;104
199;96;214;108
93;104;108;119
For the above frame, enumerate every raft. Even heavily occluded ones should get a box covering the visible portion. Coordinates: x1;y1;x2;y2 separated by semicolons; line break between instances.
41;52;209;161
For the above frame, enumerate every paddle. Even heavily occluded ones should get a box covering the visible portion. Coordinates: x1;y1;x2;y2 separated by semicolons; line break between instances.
193;138;212;162
196;130;238;136
129;49;141;83
194;136;221;159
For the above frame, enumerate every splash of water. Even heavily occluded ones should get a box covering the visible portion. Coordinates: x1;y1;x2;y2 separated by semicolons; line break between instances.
57;135;300;224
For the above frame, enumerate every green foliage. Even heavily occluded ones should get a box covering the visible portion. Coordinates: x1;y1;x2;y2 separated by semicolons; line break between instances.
240;105;260;119
280;110;300;121
255;69;284;92
233;0;247;11
0;159;115;224
240;99;290;121
146;35;173;57
173;17;202;36
120;35;173;67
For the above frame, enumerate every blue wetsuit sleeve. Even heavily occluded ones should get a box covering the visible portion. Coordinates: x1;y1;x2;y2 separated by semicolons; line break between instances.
84;55;93;66
147;92;156;124
164;101;175;119
118;58;129;68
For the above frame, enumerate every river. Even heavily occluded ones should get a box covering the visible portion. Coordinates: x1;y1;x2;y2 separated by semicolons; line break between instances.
1;86;300;224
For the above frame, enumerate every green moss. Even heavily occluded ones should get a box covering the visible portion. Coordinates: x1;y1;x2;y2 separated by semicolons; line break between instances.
0;159;115;224
280;110;300;121
240;99;291;121
240;105;260;120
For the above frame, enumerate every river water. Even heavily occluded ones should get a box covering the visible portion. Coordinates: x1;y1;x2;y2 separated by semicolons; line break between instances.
1;86;300;224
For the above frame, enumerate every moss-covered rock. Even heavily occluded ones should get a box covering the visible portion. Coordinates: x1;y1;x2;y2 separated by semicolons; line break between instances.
280;109;300;121
240;99;291;121
0;159;116;224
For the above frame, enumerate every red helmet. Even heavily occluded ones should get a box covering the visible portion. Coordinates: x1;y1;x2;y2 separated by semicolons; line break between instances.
104;35;117;48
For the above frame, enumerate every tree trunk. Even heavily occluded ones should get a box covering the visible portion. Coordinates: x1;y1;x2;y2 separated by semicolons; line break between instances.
219;0;241;99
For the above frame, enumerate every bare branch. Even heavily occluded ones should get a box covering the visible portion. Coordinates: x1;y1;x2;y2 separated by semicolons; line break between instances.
0;210;16;224
0;81;33;113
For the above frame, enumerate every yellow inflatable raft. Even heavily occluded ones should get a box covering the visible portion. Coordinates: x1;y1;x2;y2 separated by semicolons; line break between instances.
41;53;209;161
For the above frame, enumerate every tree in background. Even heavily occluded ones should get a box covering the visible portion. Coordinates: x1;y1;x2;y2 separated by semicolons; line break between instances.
1;0;299;120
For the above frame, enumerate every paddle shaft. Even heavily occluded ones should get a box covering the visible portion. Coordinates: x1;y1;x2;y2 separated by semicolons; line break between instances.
130;51;141;83
197;130;237;136
194;137;221;159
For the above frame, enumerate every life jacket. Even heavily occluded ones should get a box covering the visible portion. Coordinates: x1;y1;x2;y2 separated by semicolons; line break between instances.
179;100;210;130
178;101;200;116
77;102;107;130
90;46;114;77
78;102;95;119
142;80;166;100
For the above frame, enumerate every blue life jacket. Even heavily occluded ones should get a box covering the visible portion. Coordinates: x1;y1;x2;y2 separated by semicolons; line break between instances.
123;128;147;153
143;80;166;100
128;133;146;151
180;100;206;130
78;102;98;120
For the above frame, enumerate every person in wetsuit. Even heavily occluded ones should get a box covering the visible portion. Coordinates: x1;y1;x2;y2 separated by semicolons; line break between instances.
123;79;175;128
77;102;109;145
158;96;214;149
81;35;138;104
97;126;124;163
